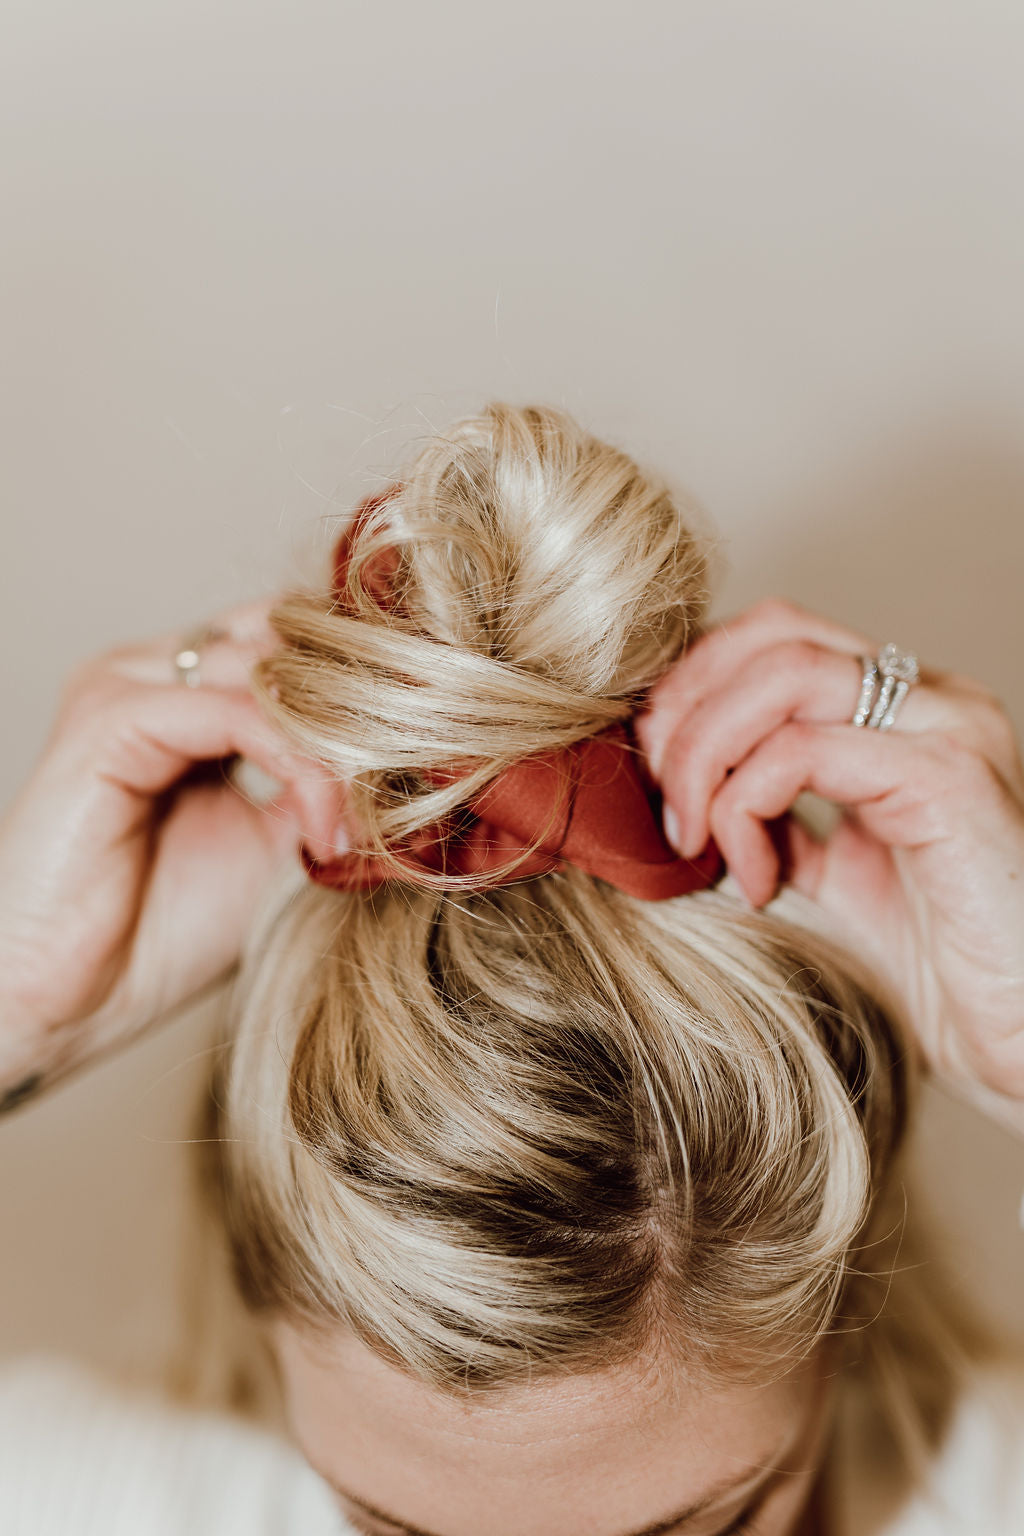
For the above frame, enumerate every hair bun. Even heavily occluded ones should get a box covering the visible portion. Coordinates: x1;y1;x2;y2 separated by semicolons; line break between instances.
252;402;713;867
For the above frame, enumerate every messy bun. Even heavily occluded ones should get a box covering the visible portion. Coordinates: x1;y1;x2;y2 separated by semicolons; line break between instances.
248;403;712;879
206;403;971;1477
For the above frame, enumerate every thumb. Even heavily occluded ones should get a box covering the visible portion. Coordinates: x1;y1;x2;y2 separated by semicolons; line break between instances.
227;755;347;865
786;809;898;912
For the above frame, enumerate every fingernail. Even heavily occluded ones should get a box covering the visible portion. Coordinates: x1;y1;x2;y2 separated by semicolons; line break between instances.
663;805;683;854
230;758;284;806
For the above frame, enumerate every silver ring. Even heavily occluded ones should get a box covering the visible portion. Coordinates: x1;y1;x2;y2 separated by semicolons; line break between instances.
172;623;227;688
850;641;919;731
851;655;880;727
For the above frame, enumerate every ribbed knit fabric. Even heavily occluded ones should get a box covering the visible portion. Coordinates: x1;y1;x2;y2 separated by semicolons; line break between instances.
1;1353;1023;1534
0;1353;347;1535
825;1364;1024;1535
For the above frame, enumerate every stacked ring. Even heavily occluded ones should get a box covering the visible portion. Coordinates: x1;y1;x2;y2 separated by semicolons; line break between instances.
851;642;920;732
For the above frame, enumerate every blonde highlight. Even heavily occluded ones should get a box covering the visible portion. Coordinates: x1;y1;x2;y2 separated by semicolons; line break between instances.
196;403;982;1486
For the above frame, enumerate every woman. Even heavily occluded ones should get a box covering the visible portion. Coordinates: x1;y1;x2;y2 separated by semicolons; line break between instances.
1;402;1022;1535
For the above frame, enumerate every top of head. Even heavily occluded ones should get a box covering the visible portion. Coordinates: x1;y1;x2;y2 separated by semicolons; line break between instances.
216;403;932;1414
251;402;713;864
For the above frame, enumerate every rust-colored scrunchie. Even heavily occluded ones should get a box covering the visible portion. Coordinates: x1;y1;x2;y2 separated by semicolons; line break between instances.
300;487;725;900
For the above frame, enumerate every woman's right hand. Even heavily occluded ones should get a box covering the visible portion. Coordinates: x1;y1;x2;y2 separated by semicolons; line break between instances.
0;599;342;1108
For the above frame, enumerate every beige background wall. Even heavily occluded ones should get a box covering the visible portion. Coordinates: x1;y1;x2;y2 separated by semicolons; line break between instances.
1;1;1022;1381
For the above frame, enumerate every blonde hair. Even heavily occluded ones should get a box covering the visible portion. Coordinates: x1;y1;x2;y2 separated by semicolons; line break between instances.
201;403;979;1474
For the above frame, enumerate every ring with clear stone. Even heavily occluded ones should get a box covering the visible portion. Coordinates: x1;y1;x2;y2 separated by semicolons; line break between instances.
851;655;880;727
851;642;920;731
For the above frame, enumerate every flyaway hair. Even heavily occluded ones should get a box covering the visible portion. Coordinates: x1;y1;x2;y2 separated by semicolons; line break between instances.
199;403;982;1484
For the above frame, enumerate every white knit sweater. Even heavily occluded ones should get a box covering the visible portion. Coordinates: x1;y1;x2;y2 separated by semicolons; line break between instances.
1;1353;1023;1534
0;1355;346;1535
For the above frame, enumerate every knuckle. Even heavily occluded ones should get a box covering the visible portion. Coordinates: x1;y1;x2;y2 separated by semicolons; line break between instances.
748;595;802;627
765;637;823;677
713;776;750;824
789;635;820;661
777;718;818;753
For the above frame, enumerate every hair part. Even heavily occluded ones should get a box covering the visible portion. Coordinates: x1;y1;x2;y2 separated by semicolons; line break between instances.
197;403;984;1484
216;869;913;1392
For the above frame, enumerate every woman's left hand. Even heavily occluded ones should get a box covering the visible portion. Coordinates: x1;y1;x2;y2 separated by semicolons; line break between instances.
635;598;1024;1107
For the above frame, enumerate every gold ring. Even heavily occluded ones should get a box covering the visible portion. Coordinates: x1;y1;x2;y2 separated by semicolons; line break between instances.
172;623;228;687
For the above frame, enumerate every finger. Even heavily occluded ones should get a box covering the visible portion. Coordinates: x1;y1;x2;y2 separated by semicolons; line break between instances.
53;677;295;788
657;642;865;857
45;677;344;855
657;643;1018;860
100;595;287;691
777;812;827;899
656;640;959;859
705;721;992;905
76;777;306;1055
169;594;284;650
640;598;875;776
783;808;902;914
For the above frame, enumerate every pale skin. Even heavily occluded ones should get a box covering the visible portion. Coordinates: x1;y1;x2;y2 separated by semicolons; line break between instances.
1;592;1023;1535
270;1325;834;1536
636;599;1024;1121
